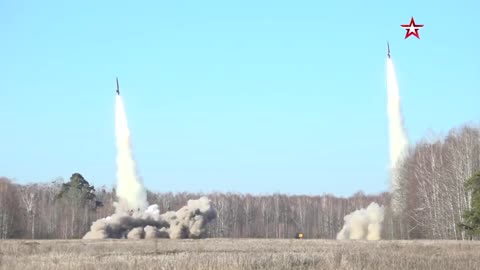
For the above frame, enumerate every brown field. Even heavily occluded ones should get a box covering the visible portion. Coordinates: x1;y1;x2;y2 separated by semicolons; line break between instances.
1;239;480;270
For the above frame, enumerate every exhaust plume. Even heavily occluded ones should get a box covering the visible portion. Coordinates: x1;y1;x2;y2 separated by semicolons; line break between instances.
83;197;217;239
336;202;385;240
114;95;147;212
387;57;409;210
84;92;217;240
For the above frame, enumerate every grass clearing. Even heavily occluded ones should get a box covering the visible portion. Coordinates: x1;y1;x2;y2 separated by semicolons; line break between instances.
1;239;479;270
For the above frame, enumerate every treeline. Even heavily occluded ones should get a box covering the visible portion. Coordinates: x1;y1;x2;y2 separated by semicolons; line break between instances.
394;124;480;240
0;175;389;239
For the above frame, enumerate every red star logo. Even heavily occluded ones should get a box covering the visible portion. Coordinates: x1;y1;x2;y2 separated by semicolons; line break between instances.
401;17;424;39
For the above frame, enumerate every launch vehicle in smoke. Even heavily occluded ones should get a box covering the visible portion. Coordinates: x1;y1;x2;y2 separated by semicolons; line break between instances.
116;77;120;95
387;42;391;58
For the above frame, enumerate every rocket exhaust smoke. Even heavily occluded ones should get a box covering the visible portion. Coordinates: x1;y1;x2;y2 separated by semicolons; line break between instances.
336;54;404;241
83;88;217;240
83;196;217;239
387;57;409;211
114;95;147;212
336;202;385;240
387;58;408;173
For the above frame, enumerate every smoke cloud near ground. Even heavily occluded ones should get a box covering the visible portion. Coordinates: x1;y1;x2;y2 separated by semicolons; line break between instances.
336;202;385;240
83;197;217;239
83;95;216;239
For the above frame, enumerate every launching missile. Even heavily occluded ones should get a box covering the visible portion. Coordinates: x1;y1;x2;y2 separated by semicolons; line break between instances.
387;42;391;58
116;77;120;95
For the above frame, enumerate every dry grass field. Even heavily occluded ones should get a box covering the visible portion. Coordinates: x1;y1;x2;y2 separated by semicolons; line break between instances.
1;238;480;270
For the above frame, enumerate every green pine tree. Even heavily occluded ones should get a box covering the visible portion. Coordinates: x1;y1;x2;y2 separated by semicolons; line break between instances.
56;173;101;209
460;171;480;238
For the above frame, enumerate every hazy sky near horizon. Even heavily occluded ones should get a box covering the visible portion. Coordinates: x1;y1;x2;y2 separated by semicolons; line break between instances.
1;1;479;196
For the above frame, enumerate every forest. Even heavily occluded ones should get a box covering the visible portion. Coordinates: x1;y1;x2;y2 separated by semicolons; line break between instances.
1;124;479;240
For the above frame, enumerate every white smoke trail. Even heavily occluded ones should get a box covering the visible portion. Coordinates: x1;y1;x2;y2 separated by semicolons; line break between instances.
386;58;409;199
336;202;385;240
114;95;147;212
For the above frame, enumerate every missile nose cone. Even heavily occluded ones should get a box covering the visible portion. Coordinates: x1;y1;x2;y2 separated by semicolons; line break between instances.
116;77;120;95
387;41;391;58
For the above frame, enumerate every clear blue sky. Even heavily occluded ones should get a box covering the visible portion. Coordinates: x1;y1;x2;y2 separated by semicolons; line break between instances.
1;1;479;196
